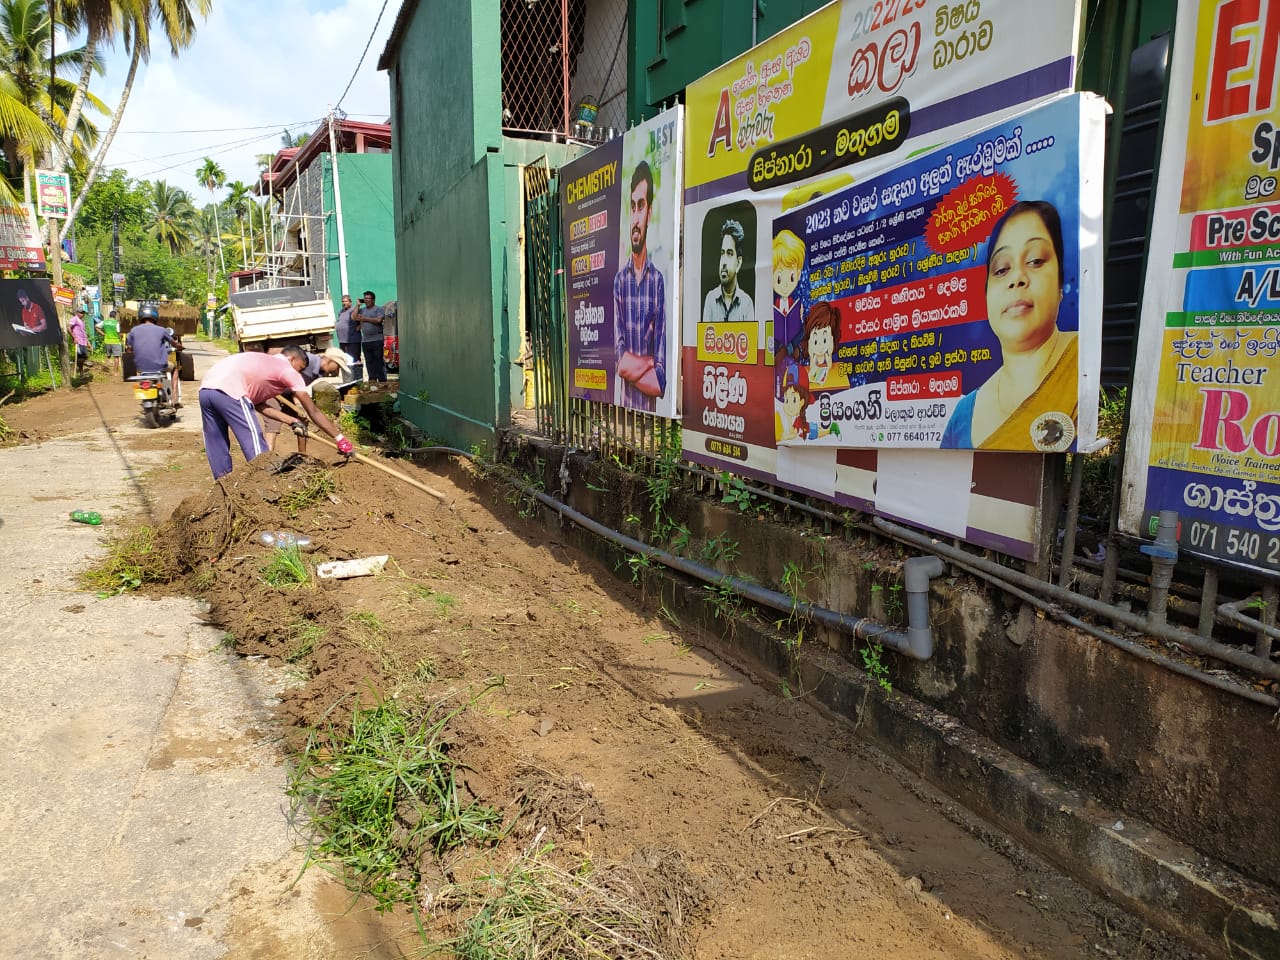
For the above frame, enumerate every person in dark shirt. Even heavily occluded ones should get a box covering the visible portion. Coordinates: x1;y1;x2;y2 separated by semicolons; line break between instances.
353;289;387;383
126;306;179;403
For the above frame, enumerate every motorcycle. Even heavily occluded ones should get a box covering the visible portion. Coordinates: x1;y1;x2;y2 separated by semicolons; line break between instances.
129;370;178;428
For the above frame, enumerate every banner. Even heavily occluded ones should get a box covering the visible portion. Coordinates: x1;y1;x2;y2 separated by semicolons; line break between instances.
681;0;1081;557
769;94;1104;452
35;170;70;219
1121;0;1280;573
0;202;45;271
0;279;62;350
562;107;683;417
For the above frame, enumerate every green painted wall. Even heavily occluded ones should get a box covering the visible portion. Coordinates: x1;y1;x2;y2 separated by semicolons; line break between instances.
385;0;507;450
323;153;397;308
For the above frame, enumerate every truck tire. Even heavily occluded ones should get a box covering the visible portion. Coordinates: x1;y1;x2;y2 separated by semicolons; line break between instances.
179;351;195;381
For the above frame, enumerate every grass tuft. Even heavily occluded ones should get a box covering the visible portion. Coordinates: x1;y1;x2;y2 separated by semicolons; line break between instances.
260;545;311;587
445;851;680;960
286;620;326;663
80;525;175;595
287;697;504;910
279;469;336;518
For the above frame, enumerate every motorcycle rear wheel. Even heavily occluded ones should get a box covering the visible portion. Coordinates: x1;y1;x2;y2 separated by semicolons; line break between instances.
145;405;160;429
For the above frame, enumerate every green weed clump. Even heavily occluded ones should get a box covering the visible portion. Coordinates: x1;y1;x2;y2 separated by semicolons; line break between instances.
287;698;504;910
80;525;176;595
447;852;677;960
279;469;336;517
260;545;311;587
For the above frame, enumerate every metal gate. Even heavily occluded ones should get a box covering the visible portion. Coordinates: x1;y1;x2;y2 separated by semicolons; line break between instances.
522;159;568;440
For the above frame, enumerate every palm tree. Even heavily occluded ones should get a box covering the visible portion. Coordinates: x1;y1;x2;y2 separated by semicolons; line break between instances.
192;201;217;281
0;0;107;196
147;178;193;254
225;178;250;264
195;155;225;275
63;0;212;227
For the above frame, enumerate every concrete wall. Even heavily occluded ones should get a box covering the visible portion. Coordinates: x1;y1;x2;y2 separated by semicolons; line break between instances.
512;445;1280;891
323;153;397;309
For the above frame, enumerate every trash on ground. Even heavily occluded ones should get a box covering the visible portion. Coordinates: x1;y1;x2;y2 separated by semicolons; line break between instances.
316;555;389;580
70;510;102;525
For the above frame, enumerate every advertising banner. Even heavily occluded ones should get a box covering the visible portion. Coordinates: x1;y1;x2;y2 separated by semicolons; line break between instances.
36;170;70;219
0;279;62;351
561;107;683;417
681;0;1081;557
1121;0;1280;573
770;93;1104;452
0;202;45;271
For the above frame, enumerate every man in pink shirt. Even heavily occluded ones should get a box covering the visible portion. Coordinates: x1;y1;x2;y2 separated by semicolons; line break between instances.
199;346;354;478
68;306;90;376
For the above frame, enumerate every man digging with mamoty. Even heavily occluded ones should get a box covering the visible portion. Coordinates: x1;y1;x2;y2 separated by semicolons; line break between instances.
199;346;354;479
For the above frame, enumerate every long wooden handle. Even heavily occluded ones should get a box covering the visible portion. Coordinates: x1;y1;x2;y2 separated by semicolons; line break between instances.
279;397;449;503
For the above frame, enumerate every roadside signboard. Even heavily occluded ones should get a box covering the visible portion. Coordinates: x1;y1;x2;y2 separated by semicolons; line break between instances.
35;170;70;219
1121;0;1280;573
679;0;1083;558
0;202;46;271
0;279;62;350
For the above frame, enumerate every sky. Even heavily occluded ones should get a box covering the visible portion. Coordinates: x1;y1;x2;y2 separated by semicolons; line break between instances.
93;0;398;198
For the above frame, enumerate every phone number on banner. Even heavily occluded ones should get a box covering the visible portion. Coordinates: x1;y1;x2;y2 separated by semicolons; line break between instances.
1149;513;1280;570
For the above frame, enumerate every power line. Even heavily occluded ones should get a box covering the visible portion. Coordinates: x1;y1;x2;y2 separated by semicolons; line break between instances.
116;120;323;135
104;121;321;179
334;0;392;112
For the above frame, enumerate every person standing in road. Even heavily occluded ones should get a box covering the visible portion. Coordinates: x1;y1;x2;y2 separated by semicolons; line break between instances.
335;293;359;364
96;309;123;375
67;306;90;377
199;347;353;479
353;289;386;383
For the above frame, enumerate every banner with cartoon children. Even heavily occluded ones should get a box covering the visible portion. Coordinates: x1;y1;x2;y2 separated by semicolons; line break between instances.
771;93;1105;453
561;106;683;418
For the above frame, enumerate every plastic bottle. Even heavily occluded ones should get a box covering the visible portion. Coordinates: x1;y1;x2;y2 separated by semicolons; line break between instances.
257;530;314;551
70;510;102;525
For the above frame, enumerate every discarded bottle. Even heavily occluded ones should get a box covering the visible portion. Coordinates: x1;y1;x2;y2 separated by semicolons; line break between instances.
257;530;315;551
70;510;102;525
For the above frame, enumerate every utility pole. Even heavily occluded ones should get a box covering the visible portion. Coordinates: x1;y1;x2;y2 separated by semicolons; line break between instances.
327;107;350;299
47;0;70;386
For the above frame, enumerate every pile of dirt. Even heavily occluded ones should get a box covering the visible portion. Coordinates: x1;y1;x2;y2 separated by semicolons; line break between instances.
129;446;1198;959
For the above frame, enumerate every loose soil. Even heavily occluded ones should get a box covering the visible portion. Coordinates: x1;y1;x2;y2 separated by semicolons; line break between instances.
2;369;1198;959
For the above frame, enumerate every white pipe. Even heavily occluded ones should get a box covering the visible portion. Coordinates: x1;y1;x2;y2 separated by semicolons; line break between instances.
327;108;350;299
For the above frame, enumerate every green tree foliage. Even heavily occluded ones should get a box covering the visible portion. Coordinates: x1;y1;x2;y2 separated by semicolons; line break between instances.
71;168;208;303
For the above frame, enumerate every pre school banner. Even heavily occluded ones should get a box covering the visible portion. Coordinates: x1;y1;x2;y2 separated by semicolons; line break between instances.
1121;0;1280;573
681;0;1082;558
561;107;683;418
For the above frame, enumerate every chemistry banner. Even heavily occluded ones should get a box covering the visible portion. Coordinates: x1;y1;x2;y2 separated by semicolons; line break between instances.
561;107;683;418
1120;0;1280;573
771;93;1105;452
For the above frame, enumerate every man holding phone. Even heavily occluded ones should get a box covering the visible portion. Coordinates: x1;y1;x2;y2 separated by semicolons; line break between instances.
353;289;386;383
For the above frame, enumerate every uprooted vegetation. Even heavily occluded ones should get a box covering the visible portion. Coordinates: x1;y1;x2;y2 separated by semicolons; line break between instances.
74;449;1192;960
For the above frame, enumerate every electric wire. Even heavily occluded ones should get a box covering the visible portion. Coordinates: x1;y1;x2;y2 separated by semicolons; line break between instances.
333;0;392;111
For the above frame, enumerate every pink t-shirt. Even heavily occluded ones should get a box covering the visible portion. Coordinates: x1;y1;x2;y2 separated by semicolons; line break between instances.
201;352;305;405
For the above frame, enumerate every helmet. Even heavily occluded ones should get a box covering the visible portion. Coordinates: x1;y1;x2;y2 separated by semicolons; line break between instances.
138;304;159;322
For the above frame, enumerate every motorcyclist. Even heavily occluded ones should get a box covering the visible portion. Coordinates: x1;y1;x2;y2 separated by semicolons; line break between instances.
125;306;179;407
